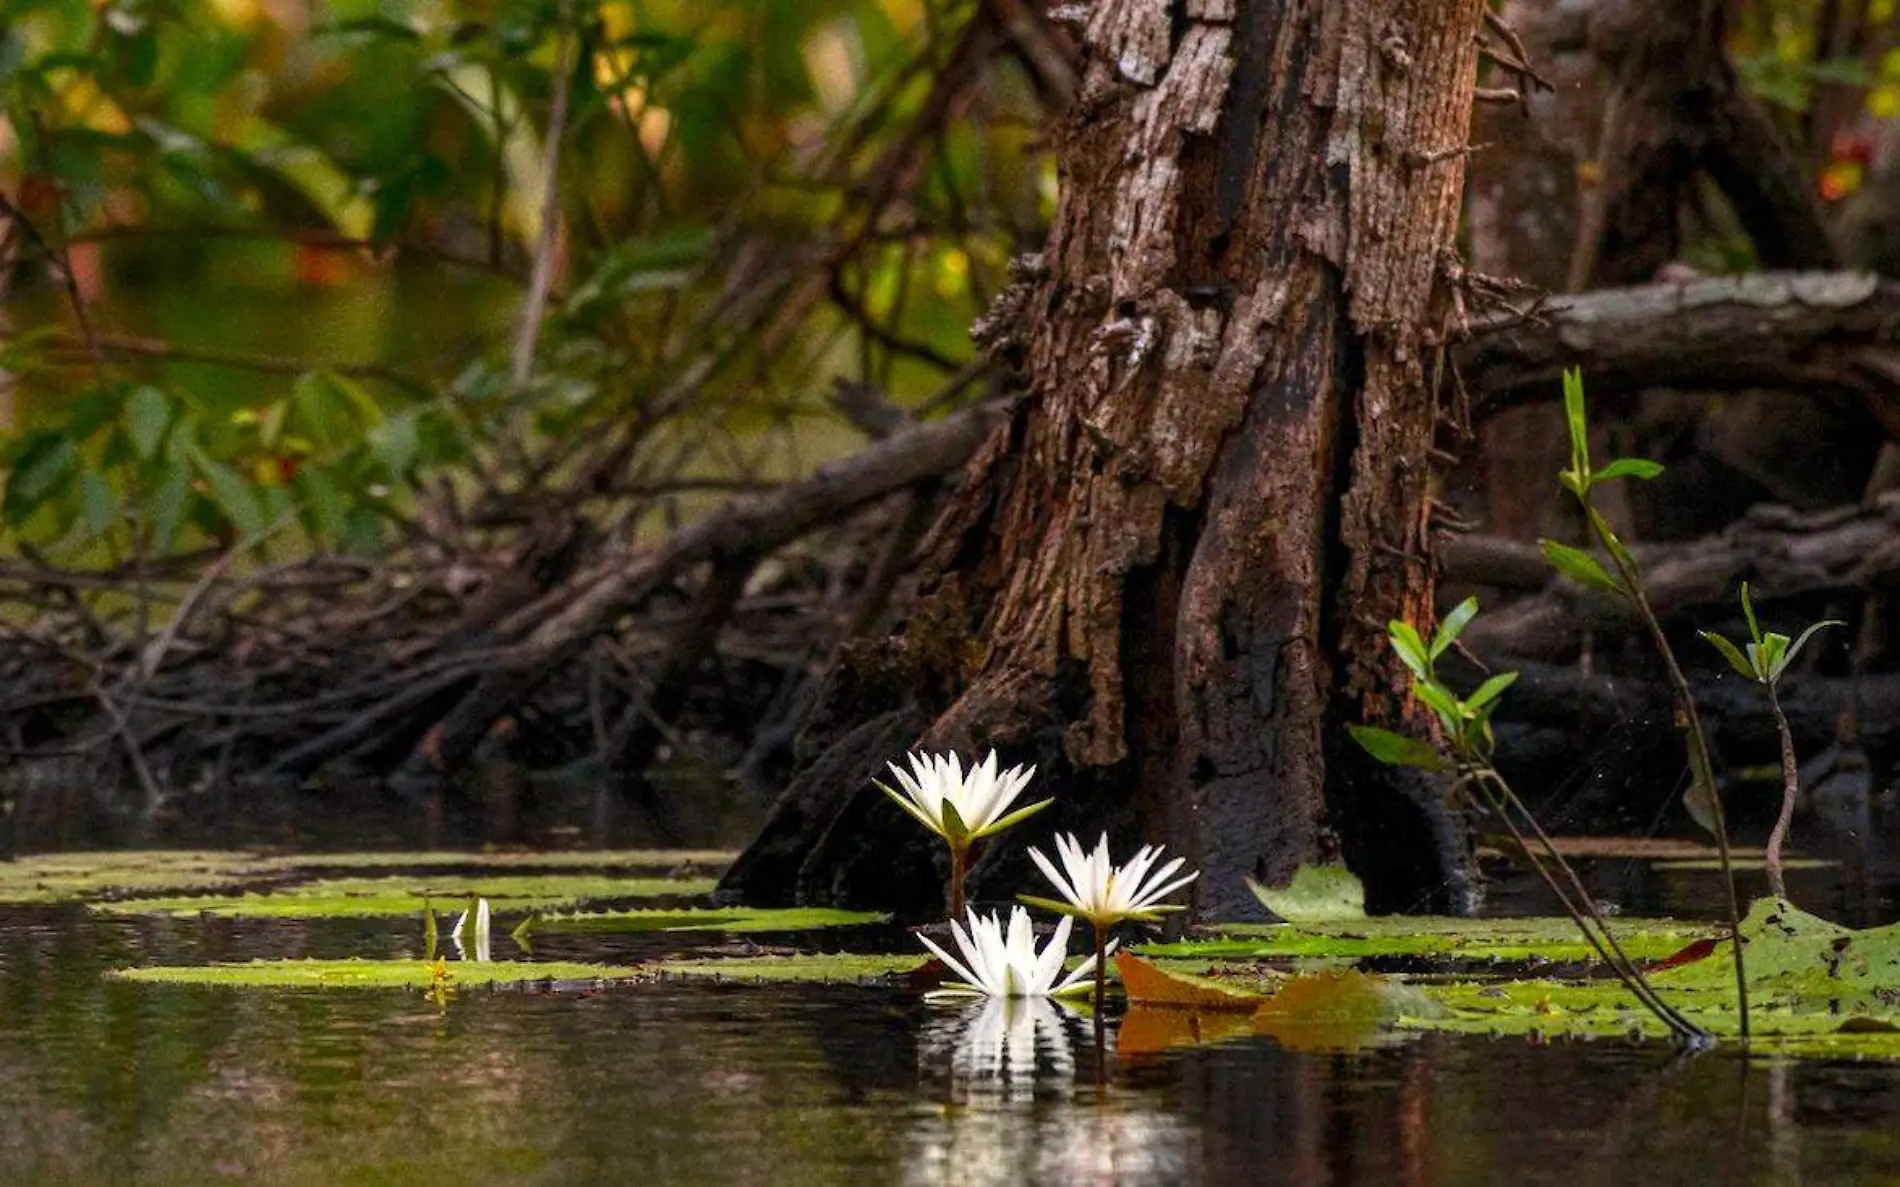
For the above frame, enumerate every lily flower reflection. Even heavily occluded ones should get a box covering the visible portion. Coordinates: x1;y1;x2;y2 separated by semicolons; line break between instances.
918;996;1082;1100
451;897;492;962
917;906;1107;1001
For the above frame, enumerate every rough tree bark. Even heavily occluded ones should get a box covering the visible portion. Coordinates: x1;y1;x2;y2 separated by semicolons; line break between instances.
725;0;1490;920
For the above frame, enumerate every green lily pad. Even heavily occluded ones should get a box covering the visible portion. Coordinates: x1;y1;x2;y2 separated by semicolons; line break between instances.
1247;865;1366;924
654;954;927;984
1138;915;1719;964
274;849;735;871
93;874;716;918
1653;898;1900;1013
1396;899;1900;1058
517;906;888;938
0;850;284;904
107;958;642;989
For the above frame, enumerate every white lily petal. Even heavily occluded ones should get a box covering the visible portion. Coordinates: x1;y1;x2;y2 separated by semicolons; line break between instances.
918;932;986;994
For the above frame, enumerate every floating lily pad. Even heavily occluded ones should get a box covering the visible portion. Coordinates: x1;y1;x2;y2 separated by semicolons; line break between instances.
94;874;716;918
107;958;642;989
0;850;283;904
1397;899;1900;1058
1114;961;1435;1055
1139;915;1719;964
517;906;888;938
1247;865;1366;924
274;849;735;872
654;954;927;984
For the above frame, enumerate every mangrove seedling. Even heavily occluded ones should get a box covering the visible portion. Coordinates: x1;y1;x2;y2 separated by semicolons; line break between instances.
1542;367;1749;1039
1351;599;1711;1046
877;750;1050;917
1021;832;1198;1015
1700;582;1842;900
917;905;1104;1001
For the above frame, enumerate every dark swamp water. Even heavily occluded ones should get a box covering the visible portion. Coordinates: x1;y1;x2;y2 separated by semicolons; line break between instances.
2;851;1900;1186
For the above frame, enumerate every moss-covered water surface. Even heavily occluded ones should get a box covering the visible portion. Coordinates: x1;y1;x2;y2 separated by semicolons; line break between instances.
2;849;1900;1184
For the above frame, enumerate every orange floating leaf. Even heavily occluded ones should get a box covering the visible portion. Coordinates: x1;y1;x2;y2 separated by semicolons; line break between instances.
1115;952;1263;1011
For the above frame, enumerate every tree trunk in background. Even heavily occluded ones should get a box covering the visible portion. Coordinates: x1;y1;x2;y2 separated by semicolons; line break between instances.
726;0;1488;920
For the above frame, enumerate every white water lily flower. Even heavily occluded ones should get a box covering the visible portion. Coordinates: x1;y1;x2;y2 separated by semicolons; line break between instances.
917;906;1106;999
877;750;1050;847
451;897;492;963
1022;832;1199;927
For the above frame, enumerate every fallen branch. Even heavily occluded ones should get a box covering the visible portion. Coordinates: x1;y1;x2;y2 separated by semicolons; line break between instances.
392;400;1007;779
1460;496;1900;661
1458;271;1900;415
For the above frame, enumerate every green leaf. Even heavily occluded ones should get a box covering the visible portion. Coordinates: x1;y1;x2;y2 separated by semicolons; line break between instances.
125;386;171;460
1430;597;1479;659
367;410;419;476
1683;773;1720;837
293;371;379;447
1017;893;1089;920
149;463;190;553
1388;621;1431;679
1741;581;1762;644
297;468;349;543
1539;539;1622;595
938;797;970;845
1757;633;1790;682
77;470;118;536
1464;671;1518;710
1699;631;1758;682
1562;368;1590;479
1347;726;1446;771
1247;866;1367;924
1414;679;1464;727
3;435;77;523
1776;620;1845;680
1594;457;1665;482
192;452;266;537
969;797;1054;841
875;781;946;839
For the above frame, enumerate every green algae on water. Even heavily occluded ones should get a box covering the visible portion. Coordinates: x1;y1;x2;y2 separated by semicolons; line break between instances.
654;953;927;984
517;906;888;938
108;958;643;989
0;850;285;904
275;849;736;872
94;873;717;918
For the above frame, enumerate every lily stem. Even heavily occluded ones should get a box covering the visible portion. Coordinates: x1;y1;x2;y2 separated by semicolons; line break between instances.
1092;920;1109;1018
947;844;968;920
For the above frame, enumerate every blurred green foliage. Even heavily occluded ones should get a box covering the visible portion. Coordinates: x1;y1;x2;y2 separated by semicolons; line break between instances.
1;0;1046;560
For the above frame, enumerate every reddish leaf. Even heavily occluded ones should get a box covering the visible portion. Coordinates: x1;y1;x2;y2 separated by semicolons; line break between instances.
1115;952;1263;1011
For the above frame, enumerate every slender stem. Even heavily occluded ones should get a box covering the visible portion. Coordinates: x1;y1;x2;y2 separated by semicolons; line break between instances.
1472;768;1708;1044
1590;510;1751;1040
1766;683;1798;902
947;843;967;919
